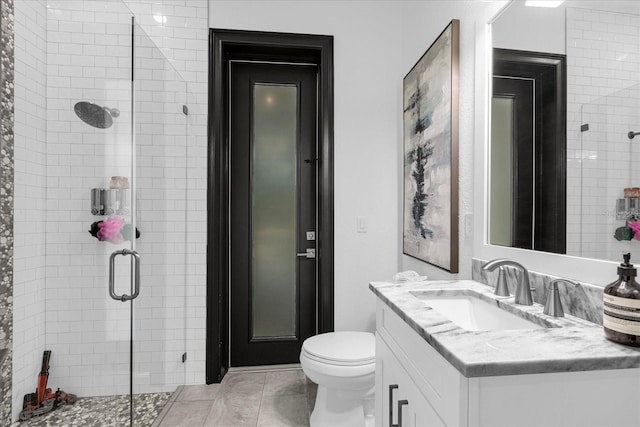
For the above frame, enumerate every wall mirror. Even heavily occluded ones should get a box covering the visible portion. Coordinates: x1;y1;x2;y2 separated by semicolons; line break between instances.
489;0;640;263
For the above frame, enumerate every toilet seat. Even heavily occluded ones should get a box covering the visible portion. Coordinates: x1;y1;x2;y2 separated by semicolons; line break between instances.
302;331;375;366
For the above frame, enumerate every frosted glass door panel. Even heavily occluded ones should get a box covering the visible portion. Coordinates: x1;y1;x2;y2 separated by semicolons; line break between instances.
490;97;514;247
252;83;298;339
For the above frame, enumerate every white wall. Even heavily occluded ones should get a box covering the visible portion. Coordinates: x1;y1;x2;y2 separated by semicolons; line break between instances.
12;0;48;421
492;0;566;54
209;1;402;332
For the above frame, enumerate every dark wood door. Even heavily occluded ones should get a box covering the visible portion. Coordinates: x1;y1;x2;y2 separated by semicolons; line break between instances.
229;62;317;366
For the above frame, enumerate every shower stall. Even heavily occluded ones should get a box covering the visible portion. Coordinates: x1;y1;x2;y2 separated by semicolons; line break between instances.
6;0;194;424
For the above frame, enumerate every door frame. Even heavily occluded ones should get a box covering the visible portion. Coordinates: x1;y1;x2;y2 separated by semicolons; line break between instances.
207;29;334;383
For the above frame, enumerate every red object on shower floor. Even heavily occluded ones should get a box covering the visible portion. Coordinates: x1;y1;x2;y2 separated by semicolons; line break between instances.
19;350;78;421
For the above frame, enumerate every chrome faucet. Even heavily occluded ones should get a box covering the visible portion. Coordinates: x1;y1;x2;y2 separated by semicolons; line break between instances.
543;278;580;317
482;259;534;305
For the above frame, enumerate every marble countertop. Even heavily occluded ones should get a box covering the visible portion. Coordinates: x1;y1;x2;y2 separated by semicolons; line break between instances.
370;279;640;377
0;348;6;369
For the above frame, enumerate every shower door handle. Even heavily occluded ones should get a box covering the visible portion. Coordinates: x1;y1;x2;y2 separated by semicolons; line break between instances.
109;249;141;302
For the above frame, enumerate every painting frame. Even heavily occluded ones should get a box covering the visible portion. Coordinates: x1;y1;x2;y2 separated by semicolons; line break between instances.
402;19;459;273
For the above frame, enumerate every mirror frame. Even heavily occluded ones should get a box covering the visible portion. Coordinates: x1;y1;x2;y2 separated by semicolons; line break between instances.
473;0;617;286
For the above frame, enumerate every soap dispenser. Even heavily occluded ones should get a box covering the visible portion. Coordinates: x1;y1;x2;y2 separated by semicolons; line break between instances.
603;253;640;346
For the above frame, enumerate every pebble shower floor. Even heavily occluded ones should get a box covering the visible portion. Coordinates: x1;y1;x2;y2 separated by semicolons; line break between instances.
18;393;171;427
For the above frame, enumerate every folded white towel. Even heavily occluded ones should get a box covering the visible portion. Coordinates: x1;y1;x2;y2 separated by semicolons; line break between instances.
393;270;428;283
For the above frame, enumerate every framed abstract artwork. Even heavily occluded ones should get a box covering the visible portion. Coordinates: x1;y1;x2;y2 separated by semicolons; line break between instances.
402;19;459;273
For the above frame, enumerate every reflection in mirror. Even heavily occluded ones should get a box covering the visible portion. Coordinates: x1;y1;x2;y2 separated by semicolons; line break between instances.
491;48;566;253
489;0;640;262
580;84;640;260
490;97;514;247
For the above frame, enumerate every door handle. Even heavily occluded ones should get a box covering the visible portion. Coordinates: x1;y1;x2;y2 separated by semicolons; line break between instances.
109;249;140;302
296;248;316;259
389;384;398;427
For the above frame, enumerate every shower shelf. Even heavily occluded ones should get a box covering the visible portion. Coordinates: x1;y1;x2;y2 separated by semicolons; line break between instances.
91;188;131;216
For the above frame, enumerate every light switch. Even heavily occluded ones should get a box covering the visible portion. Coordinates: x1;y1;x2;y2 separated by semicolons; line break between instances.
357;216;368;233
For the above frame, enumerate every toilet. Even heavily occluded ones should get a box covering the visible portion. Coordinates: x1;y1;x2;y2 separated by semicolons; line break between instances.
300;331;375;427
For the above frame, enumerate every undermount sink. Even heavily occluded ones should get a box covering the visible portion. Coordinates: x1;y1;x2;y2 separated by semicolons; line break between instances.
410;291;549;332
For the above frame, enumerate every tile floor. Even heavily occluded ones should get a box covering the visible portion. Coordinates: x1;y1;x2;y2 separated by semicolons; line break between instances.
153;368;317;427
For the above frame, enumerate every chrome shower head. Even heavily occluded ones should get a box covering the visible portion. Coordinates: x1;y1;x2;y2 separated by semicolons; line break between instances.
628;131;640;140
74;101;120;129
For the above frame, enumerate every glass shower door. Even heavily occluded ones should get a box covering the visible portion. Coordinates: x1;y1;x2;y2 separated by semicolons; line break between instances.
94;12;138;424
131;19;187;425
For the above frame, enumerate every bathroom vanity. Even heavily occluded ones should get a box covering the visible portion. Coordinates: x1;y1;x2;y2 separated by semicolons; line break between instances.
371;280;640;427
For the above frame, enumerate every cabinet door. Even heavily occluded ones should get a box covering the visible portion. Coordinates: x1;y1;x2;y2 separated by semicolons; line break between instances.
377;334;407;427
377;335;445;427
409;386;446;427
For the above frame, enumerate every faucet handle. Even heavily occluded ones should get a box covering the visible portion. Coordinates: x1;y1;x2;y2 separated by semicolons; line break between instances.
543;279;580;317
494;267;511;297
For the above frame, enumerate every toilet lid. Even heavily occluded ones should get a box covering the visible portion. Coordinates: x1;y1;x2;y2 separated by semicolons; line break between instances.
302;331;375;365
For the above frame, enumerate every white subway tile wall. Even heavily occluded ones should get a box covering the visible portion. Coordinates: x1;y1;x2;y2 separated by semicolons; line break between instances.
566;7;640;260
12;0;207;415
13;0;48;421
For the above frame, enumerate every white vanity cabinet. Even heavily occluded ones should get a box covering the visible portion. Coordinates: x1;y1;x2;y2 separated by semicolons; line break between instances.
375;300;640;427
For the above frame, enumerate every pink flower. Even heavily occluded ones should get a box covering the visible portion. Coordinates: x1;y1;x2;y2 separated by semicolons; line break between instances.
628;221;640;240
97;216;125;243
